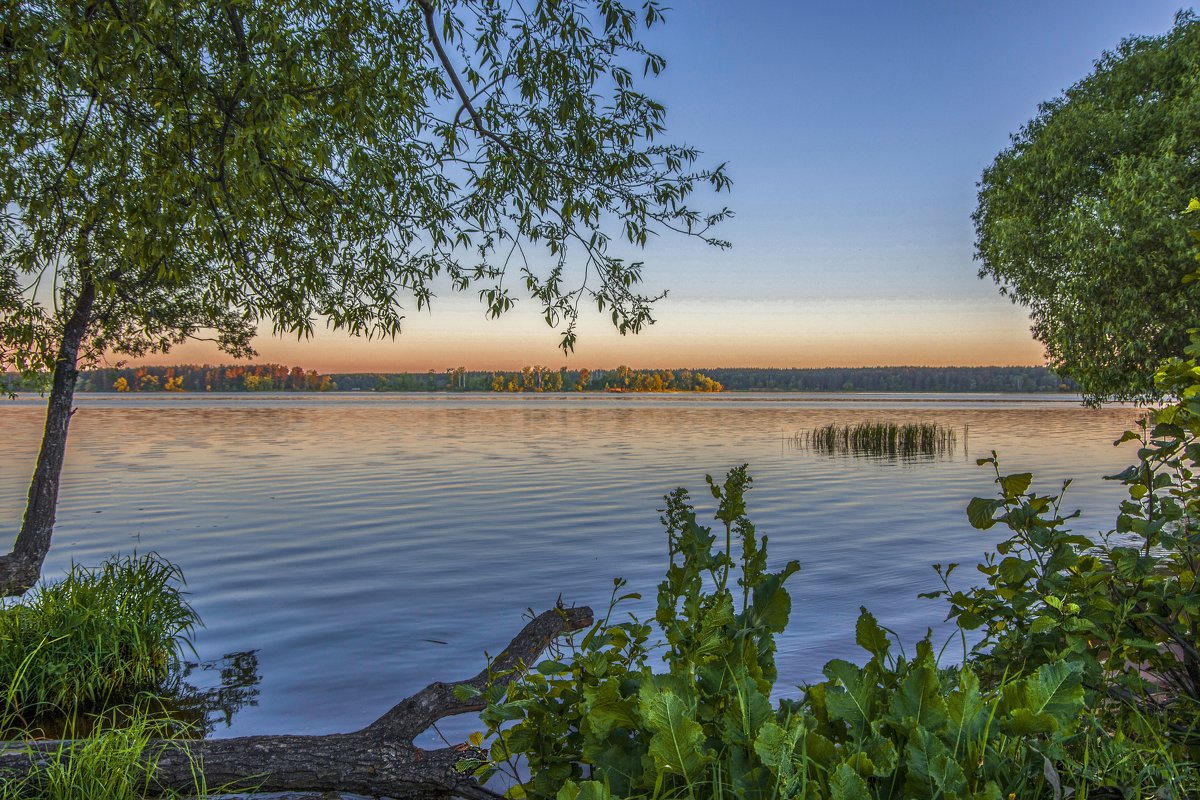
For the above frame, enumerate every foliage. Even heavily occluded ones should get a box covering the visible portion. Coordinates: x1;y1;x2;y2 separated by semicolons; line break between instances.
477;465;800;799
800;622;1083;800
973;11;1200;403
917;331;1200;795
928;348;1200;716
489;365;722;393
697;367;1074;394
0;554;199;723
0;0;729;382
0;691;220;800
474;467;1125;800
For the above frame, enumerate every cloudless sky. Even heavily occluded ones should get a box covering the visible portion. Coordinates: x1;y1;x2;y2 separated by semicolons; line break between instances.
148;1;1194;372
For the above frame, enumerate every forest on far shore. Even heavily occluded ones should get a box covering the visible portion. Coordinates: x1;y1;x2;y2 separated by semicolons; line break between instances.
4;363;1077;394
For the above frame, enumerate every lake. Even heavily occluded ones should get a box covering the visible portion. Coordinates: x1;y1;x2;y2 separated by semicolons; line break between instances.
0;392;1142;746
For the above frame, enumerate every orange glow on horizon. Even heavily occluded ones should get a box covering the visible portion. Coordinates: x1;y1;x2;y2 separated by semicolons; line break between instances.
117;297;1048;373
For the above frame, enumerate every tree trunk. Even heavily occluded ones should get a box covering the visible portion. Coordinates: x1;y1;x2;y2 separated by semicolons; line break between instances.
0;605;593;799
0;276;96;597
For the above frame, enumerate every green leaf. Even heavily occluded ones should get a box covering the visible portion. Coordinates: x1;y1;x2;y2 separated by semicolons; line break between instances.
582;681;637;739
905;727;967;799
821;660;877;729
1104;462;1142;482
749;560;801;634
638;679;708;784
557;780;614;800
996;556;1036;586
967;497;1002;530
885;661;947;732
946;669;987;750
999;661;1083;736
753;719;805;795
452;684;482;701
999;472;1033;498
854;607;890;661
829;762;871;800
1024;661;1084;721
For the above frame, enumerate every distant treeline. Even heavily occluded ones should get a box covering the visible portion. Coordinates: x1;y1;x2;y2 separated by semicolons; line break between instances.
697;366;1077;393
341;365;723;392
74;364;336;393
5;364;1075;394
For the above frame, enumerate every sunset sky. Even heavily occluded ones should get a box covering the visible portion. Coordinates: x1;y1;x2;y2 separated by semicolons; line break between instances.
142;1;1191;373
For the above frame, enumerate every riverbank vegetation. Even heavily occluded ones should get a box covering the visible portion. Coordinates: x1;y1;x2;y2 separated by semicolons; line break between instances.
0;555;198;733
0;557;206;798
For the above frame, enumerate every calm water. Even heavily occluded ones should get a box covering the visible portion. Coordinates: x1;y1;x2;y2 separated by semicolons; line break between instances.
0;393;1142;744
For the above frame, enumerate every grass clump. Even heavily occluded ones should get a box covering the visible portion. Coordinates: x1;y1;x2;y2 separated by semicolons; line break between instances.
0;556;215;800
0;554;199;725
796;421;958;458
0;703;189;800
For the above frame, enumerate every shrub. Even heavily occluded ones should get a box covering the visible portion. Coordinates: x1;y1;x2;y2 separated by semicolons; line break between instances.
0;554;199;724
474;467;1103;799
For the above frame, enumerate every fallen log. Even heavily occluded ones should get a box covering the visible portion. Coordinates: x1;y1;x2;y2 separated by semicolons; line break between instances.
0;605;593;799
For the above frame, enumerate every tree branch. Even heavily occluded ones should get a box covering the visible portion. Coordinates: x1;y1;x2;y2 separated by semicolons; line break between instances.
415;0;512;154
0;604;594;797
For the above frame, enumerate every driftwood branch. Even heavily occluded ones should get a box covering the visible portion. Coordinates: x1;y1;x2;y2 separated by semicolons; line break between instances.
0;605;593;798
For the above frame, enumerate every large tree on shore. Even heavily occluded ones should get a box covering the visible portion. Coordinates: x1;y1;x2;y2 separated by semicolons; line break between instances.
973;11;1200;404
0;0;730;595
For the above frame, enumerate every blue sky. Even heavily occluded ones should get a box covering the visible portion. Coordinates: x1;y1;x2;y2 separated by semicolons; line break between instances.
640;1;1188;303
156;1;1193;372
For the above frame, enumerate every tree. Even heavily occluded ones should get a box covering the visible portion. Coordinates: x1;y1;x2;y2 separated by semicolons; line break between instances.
0;0;730;595
973;11;1200;404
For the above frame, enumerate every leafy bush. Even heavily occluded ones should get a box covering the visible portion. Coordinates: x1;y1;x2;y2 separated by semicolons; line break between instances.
475;467;1117;800
477;466;799;799
0;554;199;723
800;624;1083;800
928;339;1200;748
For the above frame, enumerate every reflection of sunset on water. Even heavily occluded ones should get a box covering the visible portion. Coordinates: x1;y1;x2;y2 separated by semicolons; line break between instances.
0;394;1141;741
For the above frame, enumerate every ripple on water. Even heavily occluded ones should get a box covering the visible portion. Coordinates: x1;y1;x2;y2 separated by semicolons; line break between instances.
0;394;1143;736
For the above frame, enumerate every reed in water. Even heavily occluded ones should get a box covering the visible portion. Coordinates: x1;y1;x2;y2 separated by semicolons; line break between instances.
794;421;958;457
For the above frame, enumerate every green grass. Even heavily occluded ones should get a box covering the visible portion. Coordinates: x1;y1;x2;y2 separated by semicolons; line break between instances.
0;556;206;799
794;421;958;457
1;705;178;800
0;554;199;726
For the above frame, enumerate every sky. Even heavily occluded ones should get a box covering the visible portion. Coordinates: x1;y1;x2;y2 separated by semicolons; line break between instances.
143;1;1193;373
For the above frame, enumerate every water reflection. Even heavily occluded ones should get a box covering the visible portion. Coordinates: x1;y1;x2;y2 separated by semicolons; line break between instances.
165;650;262;735
16;650;261;739
0;394;1143;737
